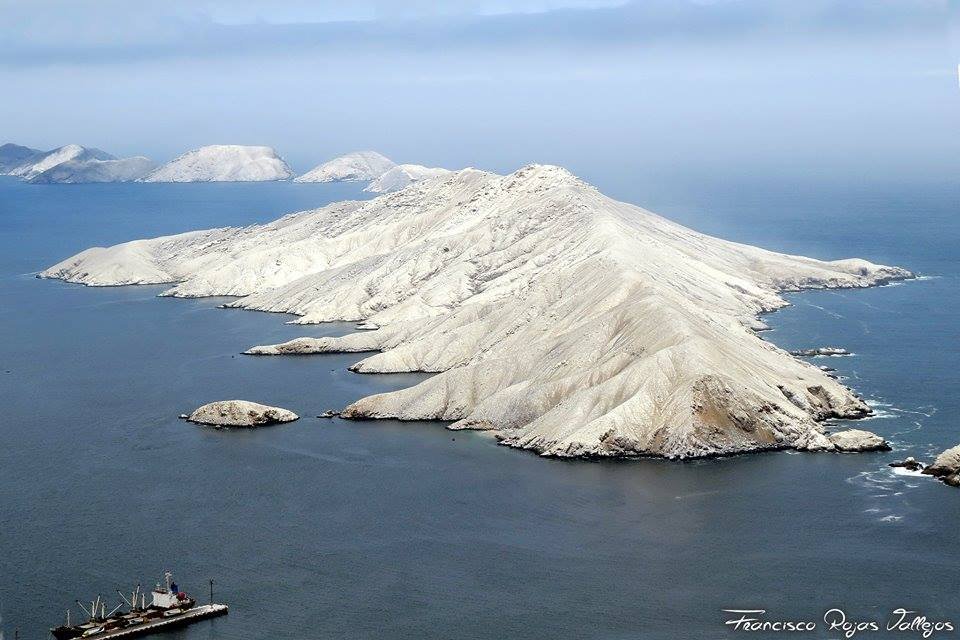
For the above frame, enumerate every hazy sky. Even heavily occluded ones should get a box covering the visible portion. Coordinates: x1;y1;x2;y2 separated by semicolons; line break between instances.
2;0;957;187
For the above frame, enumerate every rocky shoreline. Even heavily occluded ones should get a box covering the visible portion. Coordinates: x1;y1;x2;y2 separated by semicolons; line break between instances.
920;445;960;487
885;446;960;488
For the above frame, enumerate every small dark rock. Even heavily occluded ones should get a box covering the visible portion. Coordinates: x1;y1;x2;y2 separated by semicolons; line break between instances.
889;456;924;472
791;347;851;358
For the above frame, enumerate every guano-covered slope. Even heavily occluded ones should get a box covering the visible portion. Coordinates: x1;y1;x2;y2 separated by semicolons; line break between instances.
41;165;911;459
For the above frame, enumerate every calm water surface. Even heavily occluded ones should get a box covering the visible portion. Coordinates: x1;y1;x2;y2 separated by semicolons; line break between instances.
0;176;957;639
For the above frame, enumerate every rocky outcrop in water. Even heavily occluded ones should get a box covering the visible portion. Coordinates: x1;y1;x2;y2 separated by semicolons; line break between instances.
889;456;924;472
244;337;340;355
790;347;851;357
827;429;891;452
186;400;298;427
921;445;960;487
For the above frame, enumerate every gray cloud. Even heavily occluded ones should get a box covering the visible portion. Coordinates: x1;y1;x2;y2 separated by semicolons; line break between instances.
1;0;954;187
0;0;947;67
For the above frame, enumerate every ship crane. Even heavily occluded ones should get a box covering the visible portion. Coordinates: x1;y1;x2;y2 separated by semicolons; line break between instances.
116;584;143;612
92;596;104;622
52;570;228;640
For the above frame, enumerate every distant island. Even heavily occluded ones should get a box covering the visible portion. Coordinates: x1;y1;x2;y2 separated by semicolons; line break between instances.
294;151;396;183
31;156;157;184
0;143;155;183
1;141;451;190
40;164;912;460
294;152;451;192
139;145;293;182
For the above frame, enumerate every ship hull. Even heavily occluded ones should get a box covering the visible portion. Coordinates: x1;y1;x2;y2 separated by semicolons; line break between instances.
100;605;228;639
51;604;228;640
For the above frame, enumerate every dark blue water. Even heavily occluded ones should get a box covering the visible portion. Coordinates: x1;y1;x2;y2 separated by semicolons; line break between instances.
0;176;957;640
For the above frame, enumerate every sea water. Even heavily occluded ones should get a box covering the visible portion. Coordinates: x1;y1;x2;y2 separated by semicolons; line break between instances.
0;176;957;639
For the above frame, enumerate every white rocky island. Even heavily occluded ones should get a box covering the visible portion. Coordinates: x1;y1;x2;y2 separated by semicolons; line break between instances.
2;144;114;180
29;156;156;183
1;142;156;183
826;429;890;452
185;400;299;428
141;145;293;182
294;151;396;183
42;165;911;459
922;445;960;487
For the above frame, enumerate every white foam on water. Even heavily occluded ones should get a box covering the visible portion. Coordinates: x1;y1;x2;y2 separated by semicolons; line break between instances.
889;420;924;438
889;466;924;478
889;406;936;419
